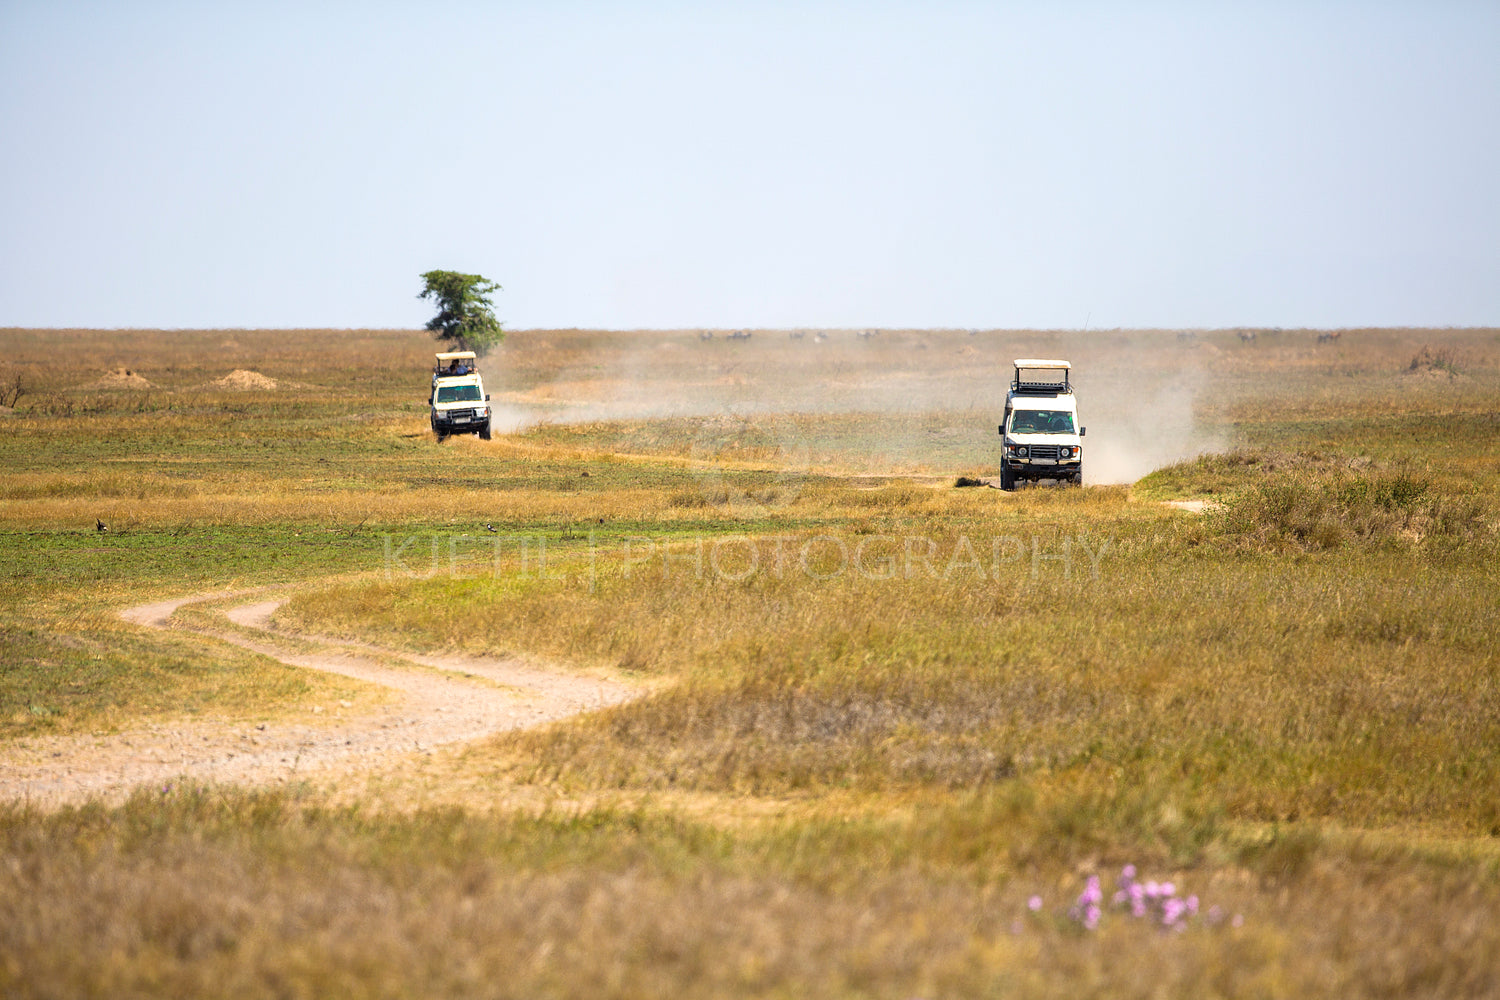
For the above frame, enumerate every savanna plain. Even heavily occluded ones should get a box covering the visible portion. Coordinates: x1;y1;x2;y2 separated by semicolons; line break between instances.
2;325;1498;998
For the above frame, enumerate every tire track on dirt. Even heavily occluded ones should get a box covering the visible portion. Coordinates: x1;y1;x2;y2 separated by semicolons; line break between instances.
1;593;638;807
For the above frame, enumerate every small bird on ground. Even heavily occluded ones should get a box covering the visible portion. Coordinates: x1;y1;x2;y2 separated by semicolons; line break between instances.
485;523;498;533
96;519;107;532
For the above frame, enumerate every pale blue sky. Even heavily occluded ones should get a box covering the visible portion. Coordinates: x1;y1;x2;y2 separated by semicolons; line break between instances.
2;1;1496;330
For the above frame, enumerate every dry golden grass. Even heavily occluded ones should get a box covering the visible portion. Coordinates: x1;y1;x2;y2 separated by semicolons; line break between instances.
3;324;1500;997
4;785;1499;999
278;497;1500;834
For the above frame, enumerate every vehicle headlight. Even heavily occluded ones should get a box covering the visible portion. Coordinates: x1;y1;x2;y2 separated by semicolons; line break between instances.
1060;446;1073;458
1016;446;1029;458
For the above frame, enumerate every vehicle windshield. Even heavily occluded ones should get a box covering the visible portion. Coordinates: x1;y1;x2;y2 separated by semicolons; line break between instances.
1010;409;1075;434
436;385;482;404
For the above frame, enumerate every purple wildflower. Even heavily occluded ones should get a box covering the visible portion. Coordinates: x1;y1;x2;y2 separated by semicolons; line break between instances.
1162;898;1188;926
1051;865;1230;933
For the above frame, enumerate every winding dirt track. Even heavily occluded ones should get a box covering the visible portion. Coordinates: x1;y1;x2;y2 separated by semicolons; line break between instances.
0;594;637;807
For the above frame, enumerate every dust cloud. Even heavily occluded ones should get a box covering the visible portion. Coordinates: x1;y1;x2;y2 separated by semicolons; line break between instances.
485;404;536;436
485;329;1220;483
1077;370;1221;485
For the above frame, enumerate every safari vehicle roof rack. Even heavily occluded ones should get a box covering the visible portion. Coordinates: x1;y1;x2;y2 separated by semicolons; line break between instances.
1010;359;1071;396
433;351;479;375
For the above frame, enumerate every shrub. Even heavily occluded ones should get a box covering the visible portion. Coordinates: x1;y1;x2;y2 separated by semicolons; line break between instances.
1209;472;1490;551
1408;345;1461;375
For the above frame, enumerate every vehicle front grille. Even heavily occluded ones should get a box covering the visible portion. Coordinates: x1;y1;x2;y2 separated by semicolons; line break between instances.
1028;445;1061;460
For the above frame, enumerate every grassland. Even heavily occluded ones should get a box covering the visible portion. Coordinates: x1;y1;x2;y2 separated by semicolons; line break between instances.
2;325;1499;998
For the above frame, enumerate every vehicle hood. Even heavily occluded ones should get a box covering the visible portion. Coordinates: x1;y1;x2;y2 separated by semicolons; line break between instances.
1006;432;1081;446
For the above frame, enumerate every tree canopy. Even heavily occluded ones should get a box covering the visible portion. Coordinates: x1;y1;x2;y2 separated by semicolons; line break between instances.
418;270;504;355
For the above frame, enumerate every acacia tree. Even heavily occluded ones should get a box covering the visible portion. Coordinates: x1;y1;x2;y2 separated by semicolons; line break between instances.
418;270;504;354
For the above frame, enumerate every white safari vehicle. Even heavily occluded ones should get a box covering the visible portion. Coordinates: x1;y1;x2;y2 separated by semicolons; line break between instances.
998;359;1085;489
429;351;492;440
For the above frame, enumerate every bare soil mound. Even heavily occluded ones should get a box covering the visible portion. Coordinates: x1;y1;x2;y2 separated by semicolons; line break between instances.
86;368;156;389
211;369;279;390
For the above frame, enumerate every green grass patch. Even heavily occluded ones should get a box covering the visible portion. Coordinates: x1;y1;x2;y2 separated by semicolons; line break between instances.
0;623;367;738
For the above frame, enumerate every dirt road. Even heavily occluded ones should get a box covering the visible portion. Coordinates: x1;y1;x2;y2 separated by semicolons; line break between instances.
1;593;637;807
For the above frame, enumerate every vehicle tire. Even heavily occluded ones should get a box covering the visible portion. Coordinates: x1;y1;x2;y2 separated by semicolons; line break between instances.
999;465;1015;491
479;423;492;441
1073;466;1084;486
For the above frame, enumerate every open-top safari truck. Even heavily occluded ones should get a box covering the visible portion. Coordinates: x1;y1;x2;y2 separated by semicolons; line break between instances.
429;351;491;440
998;359;1085;489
